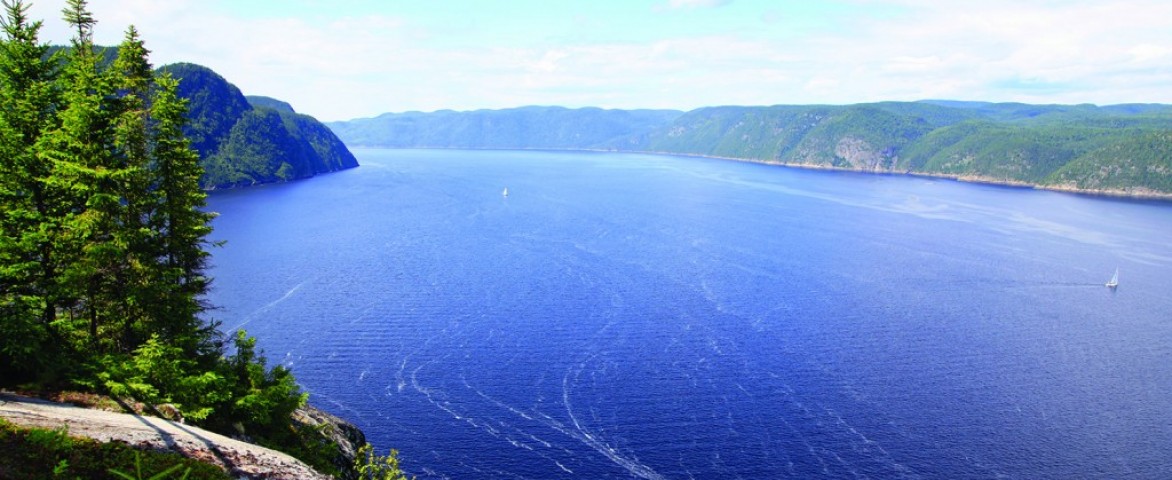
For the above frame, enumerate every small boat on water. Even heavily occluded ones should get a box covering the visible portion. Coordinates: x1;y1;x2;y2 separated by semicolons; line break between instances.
502;187;509;197
1106;268;1119;288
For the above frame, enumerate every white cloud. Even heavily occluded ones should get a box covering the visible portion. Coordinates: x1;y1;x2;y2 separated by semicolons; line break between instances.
1128;44;1172;64
664;0;734;10
742;0;1172;105
18;0;1172;120
529;50;570;73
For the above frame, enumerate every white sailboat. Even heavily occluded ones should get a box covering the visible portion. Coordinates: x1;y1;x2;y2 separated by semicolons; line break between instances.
1105;268;1119;288
502;187;509;197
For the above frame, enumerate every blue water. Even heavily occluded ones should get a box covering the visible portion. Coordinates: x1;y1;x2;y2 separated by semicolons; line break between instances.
205;149;1172;479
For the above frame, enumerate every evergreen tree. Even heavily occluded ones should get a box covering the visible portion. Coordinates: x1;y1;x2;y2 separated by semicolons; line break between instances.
0;0;61;381
60;0;93;45
36;0;125;355
148;72;218;359
108;25;156;352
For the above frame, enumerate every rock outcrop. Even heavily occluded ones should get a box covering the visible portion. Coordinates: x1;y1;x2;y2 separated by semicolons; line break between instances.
0;393;332;479
292;404;367;479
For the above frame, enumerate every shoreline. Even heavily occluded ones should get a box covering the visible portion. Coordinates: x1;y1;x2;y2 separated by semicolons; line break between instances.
348;145;1172;202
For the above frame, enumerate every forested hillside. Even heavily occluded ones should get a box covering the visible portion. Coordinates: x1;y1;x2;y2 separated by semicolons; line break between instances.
329;102;1172;197
328;106;682;149
159;63;358;189
630;102;1172;196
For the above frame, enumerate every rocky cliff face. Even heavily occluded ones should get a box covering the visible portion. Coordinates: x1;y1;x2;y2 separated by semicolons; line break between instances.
0;393;333;479
0;393;372;480
293;404;367;479
834;136;897;171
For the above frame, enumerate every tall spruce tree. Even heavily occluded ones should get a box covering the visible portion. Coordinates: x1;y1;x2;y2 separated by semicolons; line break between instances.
149;72;219;359
38;0;126;353
0;0;62;381
108;25;156;351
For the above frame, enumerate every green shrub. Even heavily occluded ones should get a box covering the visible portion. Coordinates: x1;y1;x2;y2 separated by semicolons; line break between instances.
97;336;225;422
354;443;413;480
108;451;190;480
0;418;230;479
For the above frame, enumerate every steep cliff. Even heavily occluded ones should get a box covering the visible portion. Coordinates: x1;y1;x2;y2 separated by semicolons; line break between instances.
158;63;359;189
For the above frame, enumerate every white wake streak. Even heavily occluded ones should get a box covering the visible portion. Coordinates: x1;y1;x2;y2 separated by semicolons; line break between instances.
231;280;307;331
561;357;667;480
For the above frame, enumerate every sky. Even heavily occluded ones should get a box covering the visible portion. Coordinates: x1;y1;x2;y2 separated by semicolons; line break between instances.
21;0;1172;122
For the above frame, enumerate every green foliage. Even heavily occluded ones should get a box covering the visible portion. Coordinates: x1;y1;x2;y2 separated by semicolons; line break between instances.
88;329;317;470
866;101;985;128
206;330;308;437
291;112;360;172
97;336;224;421
108;451;190;480
0;0;64;384
261;421;352;479
147;72;218;359
203;107;298;186
22;423;72;450
245;95;295;113
53;458;70;477
354;443;413;480
1045;131;1172;193
0;418;231;479
900;120;1158;183
637;105;823;158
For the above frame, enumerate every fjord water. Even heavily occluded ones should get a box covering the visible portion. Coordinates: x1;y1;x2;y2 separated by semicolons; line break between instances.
206;149;1172;479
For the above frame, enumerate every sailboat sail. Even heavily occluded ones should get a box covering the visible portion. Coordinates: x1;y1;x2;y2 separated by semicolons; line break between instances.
1106;268;1119;288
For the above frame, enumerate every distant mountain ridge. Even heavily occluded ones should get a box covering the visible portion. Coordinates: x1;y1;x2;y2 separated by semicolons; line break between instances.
328;102;1172;197
159;63;358;189
329;106;682;150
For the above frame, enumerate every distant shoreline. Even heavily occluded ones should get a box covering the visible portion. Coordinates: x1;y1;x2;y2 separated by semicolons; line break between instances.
346;146;1172;202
